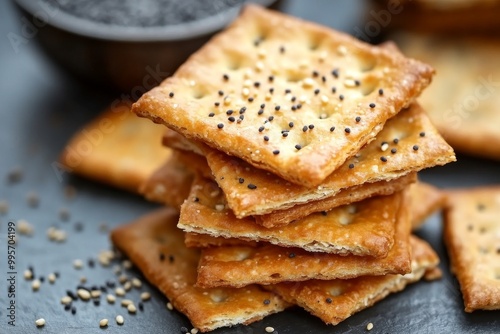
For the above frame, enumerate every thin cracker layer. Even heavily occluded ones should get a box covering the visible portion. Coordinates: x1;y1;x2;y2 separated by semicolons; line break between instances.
203;103;454;218
133;5;435;187
110;209;289;332
444;186;500;312
195;191;411;288
268;235;439;325
179;176;402;257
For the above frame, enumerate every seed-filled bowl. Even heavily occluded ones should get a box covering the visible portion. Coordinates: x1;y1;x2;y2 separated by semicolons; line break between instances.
14;0;279;92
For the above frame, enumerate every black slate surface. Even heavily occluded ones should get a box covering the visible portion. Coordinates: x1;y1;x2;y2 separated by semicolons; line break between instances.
1;1;499;333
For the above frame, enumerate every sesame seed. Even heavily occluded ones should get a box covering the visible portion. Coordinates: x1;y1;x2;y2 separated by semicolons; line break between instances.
140;292;151;301
354;79;361;86
280;46;285;53
132;278;142;288
312;70;319;77
116;315;124;325
269;88;274;94
288;252;296;258
314;89;320;95
248;97;254;102
258;126;265;132
355;116;361;122
181;327;189;334
380;156;387;162
32;279;41;291
258;109;264;115
239;107;246;114
222;74;229;81
413;145;419;151
296;103;302;109
238;178;245;184
61;296;72;305
35;318;46;327
302;125;308;132
127;304;137;314
322;75;327;82
289;122;294;128
369;103;376;108
309;124;315;129
254;82;260;88
169;92;174;98
77;289;91;301
331;86;337;93
331;68;339;78
24;269;33;280
349;163;354;169
326;297;332;303
367;322;374;331
228;116;235;122
106;294;116;304
191;329;199;334
48;273;56;284
263;299;271;305
295;144;302;150
268;75;274;82
115;287;125;297
166;302;174;310
391;148;397;154
378;88;384;95
268;116;274;121
265;327;275;333
71;307;76;315
420;132;426;137
381;142;389;151
217;123;224;129
226;109;233;115
218;90;224;96
247;184;257;190
93;299;100;306
345;127;351;133
264;136;269;141
273;150;280;155
121;299;133;307
73;259;83;269
99;319;108;327
123;281;132;291
291;106;297;111
330;126;335;132
393;138;399;144
339;94;344;101
282;132;288;137
214;102;220;107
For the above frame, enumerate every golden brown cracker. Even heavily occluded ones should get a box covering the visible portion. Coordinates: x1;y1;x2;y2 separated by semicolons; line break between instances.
444;186;500;312
395;33;500;160
410;181;446;230
132;5;435;187
256;173;416;228
196;195;411;288
268;235;439;325
162;128;204;155
179;176;402;257
110;208;290;332
60;107;170;192
203;103;454;218
185;232;259;248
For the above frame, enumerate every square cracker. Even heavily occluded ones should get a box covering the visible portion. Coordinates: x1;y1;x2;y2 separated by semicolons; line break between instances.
443;186;500;312
110;208;290;332
60;106;170;192
139;150;210;208
394;33;500;160
267;235;439;325
202;103;455;218
132;4;435;187
179;176;403;257
162;128;417;227
195;192;411;288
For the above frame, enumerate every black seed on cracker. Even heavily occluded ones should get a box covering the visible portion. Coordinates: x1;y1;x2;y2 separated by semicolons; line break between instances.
378;88;384;95
369;103;376;108
264;136;269;142
355;116;361;122
295;144;302;150
222;74;229;81
247;184;257;190
391;148;397;154
326;297;332;304
273;150;280;155
289;122;294;128
380;156;387;162
263;299;271;305
339;94;344;101
420;132;426;137
413;145;419;151
217;123;224;129
349;163;354;169
345;127;351;134
238;178;245;184
288;253;296;258
169;92;174;98
330;126;335;132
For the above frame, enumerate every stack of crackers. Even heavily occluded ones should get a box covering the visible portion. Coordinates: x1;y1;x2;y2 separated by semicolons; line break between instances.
109;5;460;332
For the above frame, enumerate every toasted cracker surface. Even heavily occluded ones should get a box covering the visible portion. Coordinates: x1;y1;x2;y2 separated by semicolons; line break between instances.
410;181;446;230
60;107;169;192
444;186;500;312
133;5;435;187
179;176;403;257
110;208;290;332
195;190;411;288
268;235;439;325
202;103;454;218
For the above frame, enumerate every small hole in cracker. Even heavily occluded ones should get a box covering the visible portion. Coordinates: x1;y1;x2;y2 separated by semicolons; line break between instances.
329;285;344;297
270;273;281;279
210;291;229;303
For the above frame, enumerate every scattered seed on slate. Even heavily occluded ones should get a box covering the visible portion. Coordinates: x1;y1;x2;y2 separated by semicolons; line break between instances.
71;307;76;315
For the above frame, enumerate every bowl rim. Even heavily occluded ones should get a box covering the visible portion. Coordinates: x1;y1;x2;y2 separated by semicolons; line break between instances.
14;0;276;41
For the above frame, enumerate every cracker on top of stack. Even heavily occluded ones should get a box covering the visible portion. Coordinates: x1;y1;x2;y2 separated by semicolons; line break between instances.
109;4;457;332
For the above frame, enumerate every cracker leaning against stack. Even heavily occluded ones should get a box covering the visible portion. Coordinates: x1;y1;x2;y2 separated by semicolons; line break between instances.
111;5;457;332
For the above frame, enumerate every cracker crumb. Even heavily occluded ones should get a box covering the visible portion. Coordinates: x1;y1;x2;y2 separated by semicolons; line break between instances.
367;322;374;331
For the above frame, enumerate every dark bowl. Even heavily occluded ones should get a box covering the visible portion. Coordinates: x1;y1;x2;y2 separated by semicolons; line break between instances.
14;0;280;93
